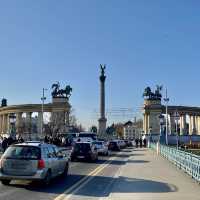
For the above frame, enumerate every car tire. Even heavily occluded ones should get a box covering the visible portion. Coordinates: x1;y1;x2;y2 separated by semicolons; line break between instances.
42;170;52;186
1;180;11;185
61;163;69;177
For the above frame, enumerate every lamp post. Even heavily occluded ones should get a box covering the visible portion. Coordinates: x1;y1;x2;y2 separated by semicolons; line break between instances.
164;88;169;145
41;88;47;136
157;114;164;154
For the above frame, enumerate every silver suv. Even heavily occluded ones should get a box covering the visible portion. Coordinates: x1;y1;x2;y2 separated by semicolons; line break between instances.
0;141;69;185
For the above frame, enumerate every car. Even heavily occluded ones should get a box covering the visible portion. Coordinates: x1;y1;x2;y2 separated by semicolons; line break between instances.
108;141;121;151
124;140;133;147
94;141;109;156
0;141;69;185
71;142;98;162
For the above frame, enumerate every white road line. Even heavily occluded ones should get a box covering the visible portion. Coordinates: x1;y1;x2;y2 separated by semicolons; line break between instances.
54;152;125;200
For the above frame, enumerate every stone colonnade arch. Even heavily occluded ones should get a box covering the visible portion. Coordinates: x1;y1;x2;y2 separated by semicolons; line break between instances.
143;99;200;135
0;97;71;139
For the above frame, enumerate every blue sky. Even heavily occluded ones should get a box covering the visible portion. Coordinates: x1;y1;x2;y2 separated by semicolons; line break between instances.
0;1;200;129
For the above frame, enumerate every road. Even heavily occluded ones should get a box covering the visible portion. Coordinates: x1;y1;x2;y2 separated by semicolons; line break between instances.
0;148;133;200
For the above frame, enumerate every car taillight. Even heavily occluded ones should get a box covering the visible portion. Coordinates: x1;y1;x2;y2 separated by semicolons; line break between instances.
38;159;45;169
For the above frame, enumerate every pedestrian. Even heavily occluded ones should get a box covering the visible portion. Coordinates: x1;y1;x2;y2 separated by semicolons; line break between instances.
143;138;147;147
2;137;8;152
139;138;143;148
18;136;24;143
44;135;49;143
135;138;139;148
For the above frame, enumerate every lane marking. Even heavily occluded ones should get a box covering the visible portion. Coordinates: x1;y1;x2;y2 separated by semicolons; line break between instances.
54;152;124;200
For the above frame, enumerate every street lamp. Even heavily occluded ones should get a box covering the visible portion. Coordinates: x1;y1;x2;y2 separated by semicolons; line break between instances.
41;88;48;136
164;88;169;145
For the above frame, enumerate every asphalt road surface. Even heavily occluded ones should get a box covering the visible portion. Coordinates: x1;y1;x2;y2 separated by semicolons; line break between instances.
0;148;133;200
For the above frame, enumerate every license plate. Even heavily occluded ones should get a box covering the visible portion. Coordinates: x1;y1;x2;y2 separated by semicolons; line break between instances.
77;156;84;159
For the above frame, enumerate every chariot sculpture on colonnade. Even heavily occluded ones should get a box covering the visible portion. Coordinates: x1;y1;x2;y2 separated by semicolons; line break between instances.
142;85;200;139
51;82;72;99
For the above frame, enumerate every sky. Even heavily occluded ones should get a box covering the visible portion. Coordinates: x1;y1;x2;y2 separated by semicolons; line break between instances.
0;1;200;129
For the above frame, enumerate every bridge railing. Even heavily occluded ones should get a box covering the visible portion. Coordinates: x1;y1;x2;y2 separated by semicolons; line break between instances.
150;143;200;183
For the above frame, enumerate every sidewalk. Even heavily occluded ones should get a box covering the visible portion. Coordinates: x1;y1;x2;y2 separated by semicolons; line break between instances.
107;148;200;200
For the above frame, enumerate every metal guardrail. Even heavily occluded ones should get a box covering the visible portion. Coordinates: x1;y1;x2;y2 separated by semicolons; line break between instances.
150;143;200;183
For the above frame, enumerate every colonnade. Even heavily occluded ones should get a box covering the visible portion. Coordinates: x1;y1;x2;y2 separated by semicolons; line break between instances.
0;112;43;135
143;112;200;135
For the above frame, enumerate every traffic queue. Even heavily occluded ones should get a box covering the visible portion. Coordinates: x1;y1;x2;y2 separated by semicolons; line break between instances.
0;132;143;186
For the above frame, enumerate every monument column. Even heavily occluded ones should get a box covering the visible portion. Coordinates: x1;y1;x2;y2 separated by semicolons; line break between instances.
98;65;107;136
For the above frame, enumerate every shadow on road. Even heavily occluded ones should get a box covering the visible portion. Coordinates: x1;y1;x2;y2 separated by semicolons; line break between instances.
97;159;126;166
7;174;177;197
127;160;150;164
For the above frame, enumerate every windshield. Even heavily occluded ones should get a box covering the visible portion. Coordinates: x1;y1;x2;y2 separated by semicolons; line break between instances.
78;134;97;140
3;146;41;160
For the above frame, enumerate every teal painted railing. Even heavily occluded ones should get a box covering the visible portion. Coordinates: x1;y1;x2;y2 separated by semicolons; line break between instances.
150;143;200;183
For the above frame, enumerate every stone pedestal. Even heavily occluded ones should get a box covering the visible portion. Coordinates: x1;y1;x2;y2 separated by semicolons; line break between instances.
98;118;107;136
51;97;70;135
143;99;162;135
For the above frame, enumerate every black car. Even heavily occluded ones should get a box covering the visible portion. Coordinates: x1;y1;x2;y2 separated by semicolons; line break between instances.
108;141;120;151
71;142;98;162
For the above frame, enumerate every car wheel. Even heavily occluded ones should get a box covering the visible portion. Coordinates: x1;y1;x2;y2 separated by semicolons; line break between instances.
42;170;52;186
61;163;69;177
1;180;11;185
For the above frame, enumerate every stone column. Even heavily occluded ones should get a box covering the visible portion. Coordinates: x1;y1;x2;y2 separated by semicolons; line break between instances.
1;115;5;134
192;115;196;134
66;111;70;127
4;114;8;135
143;113;149;134
198;116;200;135
0;115;2;134
143;113;146;134
26;112;32;134
196;115;199;134
189;115;192;135
169;113;175;134
16;112;23;135
37;112;42;134
180;114;186;135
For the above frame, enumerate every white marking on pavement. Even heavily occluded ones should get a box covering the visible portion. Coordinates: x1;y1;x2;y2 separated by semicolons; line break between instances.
54;152;125;200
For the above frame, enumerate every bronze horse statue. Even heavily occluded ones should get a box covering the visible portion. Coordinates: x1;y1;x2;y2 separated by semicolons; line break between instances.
51;82;72;99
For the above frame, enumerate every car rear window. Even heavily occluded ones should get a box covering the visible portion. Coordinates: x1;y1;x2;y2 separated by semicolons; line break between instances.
94;142;103;145
74;143;91;152
3;146;41;160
